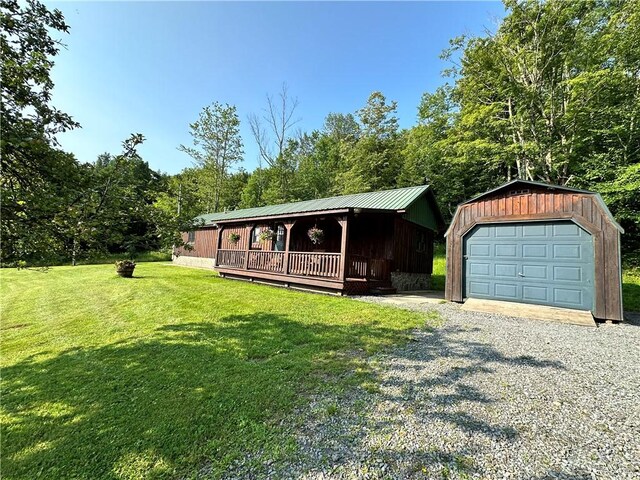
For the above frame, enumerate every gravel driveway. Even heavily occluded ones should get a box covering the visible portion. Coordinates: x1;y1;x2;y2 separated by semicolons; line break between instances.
225;300;640;480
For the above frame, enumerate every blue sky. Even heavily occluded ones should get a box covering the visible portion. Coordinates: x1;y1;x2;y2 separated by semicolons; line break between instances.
48;1;505;174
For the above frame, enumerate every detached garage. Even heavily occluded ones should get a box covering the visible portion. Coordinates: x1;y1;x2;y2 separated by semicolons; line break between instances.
445;180;624;321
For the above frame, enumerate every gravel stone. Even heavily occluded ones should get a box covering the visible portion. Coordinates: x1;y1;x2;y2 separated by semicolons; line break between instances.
223;300;640;479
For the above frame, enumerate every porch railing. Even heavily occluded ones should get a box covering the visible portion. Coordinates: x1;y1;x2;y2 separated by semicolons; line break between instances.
288;252;341;278
348;255;391;281
217;250;388;281
217;249;246;268
248;251;285;273
348;254;368;277
217;250;341;278
369;258;391;281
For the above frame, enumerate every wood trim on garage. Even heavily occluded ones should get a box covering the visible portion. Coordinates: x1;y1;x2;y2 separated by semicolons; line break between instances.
444;183;623;321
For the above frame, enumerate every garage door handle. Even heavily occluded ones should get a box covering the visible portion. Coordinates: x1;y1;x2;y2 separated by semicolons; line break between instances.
518;272;525;277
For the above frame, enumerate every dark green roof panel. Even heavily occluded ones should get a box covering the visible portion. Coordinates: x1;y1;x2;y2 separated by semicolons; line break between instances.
197;185;432;224
403;195;439;230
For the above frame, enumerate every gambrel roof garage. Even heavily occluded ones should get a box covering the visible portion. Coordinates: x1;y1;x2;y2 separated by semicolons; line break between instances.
445;180;624;321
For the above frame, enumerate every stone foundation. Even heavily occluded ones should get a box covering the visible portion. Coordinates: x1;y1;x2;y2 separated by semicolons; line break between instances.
390;272;431;291
172;254;216;269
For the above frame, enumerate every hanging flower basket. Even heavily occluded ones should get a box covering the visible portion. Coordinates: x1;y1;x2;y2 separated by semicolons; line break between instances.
228;232;240;245
115;260;136;278
258;228;276;243
307;226;324;245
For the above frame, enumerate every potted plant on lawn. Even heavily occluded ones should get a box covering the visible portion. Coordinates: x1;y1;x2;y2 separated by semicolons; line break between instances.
228;232;241;245
115;260;136;278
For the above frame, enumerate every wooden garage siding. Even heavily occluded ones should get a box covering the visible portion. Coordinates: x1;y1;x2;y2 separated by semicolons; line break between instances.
445;189;622;321
174;228;218;258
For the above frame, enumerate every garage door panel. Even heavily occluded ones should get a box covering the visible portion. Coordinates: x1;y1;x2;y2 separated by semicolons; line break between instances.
522;244;547;258
495;283;518;299
464;221;594;311
472;227;491;237
495;244;517;257
522;264;547;279
552;223;582;237
553;288;583;306
522;285;549;302
495;225;517;237
553;244;582;259
495;263;517;277
469;262;490;275
469;281;491;295
469;244;491;256
522;224;547;236
553;266;582;282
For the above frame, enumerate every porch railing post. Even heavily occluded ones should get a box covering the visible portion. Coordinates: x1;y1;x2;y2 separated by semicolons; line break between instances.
213;226;220;267
243;225;252;270
338;215;350;280
283;220;295;275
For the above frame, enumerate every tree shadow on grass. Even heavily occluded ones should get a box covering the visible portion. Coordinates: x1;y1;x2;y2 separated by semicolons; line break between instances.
2;310;573;479
1;313;411;479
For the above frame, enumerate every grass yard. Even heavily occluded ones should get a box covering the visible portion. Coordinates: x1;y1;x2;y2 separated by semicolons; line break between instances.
431;243;446;291
623;268;640;312
0;263;437;480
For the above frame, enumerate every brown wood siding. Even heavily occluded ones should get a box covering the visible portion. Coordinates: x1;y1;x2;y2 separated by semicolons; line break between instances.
391;218;433;274
174;228;217;258
347;215;395;260
445;189;623;321
218;225;249;250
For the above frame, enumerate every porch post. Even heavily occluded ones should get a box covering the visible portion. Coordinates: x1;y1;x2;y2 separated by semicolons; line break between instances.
283;221;295;275
213;227;220;267
338;215;350;280
243;225;252;270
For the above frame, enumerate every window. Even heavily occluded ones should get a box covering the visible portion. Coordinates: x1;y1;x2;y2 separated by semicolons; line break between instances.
250;227;261;245
187;231;196;243
275;224;286;251
508;189;530;196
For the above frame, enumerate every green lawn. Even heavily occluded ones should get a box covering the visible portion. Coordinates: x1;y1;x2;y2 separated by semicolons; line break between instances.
431;243;446;291
623;268;640;312
0;263;436;480
431;242;640;313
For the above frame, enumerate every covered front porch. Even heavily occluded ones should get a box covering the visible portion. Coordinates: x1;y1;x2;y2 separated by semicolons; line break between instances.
214;213;395;294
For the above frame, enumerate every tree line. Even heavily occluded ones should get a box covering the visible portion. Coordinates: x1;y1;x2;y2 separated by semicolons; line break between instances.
2;0;638;267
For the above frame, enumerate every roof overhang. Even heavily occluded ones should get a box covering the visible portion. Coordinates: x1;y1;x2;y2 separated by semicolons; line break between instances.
210;208;352;225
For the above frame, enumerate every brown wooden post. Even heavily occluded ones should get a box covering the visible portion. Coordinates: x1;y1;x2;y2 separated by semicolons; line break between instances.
283;220;296;275
243;225;252;270
338;215;350;280
212;227;220;267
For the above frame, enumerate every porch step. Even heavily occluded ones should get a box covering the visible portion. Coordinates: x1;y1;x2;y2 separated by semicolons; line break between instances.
370;286;397;295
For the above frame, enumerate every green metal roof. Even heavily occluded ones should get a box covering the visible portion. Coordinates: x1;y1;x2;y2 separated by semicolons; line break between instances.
197;185;433;224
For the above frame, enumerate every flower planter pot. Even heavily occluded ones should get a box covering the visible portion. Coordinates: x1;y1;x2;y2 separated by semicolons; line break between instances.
116;266;136;278
115;260;136;278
